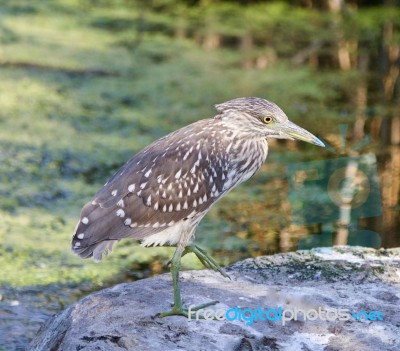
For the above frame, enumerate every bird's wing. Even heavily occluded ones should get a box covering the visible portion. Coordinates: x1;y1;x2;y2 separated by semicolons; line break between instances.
72;119;230;259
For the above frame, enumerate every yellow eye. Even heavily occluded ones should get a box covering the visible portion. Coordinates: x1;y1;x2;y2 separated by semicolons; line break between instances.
263;116;273;124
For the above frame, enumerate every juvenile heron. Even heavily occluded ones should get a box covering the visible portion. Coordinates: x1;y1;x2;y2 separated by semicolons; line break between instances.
72;97;324;317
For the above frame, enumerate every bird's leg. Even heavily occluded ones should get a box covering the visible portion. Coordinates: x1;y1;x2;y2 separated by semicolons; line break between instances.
159;246;218;318
183;244;230;279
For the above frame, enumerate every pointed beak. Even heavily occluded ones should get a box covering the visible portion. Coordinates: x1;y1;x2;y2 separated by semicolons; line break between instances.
281;120;325;147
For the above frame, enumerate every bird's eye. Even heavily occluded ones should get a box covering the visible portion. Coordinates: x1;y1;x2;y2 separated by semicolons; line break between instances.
263;116;273;124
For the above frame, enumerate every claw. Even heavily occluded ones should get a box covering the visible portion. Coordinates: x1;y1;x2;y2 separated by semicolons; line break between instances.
186;245;231;279
159;300;219;319
164;259;172;269
161;245;226;320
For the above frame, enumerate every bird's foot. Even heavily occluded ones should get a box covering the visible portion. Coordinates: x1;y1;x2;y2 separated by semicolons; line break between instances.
159;300;219;319
184;245;230;279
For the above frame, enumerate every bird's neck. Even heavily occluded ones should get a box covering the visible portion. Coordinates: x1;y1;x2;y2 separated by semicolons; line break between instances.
209;117;269;190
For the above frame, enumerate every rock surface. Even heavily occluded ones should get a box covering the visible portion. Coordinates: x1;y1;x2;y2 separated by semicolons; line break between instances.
29;247;400;351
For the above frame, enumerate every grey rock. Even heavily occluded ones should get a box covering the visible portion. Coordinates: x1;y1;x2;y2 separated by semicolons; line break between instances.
28;247;400;351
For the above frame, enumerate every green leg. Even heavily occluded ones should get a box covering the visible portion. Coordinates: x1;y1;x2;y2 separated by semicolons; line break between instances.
159;246;218;318
183;244;230;279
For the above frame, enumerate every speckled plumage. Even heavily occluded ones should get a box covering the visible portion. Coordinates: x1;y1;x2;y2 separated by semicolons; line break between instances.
72;97;323;262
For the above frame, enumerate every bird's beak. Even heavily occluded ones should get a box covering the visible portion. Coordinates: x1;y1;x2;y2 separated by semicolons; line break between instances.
280;120;325;147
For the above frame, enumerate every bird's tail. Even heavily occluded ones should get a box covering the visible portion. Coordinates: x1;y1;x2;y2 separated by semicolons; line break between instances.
71;200;130;262
72;238;117;262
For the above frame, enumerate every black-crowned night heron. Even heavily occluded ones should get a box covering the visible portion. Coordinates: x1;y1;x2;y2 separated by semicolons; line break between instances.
72;97;324;317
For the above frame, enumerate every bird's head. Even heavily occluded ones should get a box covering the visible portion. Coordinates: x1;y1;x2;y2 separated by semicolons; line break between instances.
215;97;324;147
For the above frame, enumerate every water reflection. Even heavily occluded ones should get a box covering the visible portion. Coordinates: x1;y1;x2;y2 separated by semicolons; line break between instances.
378;145;400;248
287;153;382;249
210;140;399;263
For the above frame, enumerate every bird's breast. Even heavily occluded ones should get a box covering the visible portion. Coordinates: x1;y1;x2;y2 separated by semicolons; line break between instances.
222;138;268;192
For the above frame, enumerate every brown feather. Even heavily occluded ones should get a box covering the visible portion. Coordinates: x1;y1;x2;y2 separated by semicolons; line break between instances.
71;118;236;259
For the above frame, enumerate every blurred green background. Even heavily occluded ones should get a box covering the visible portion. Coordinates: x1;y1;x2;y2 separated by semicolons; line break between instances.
0;0;399;349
